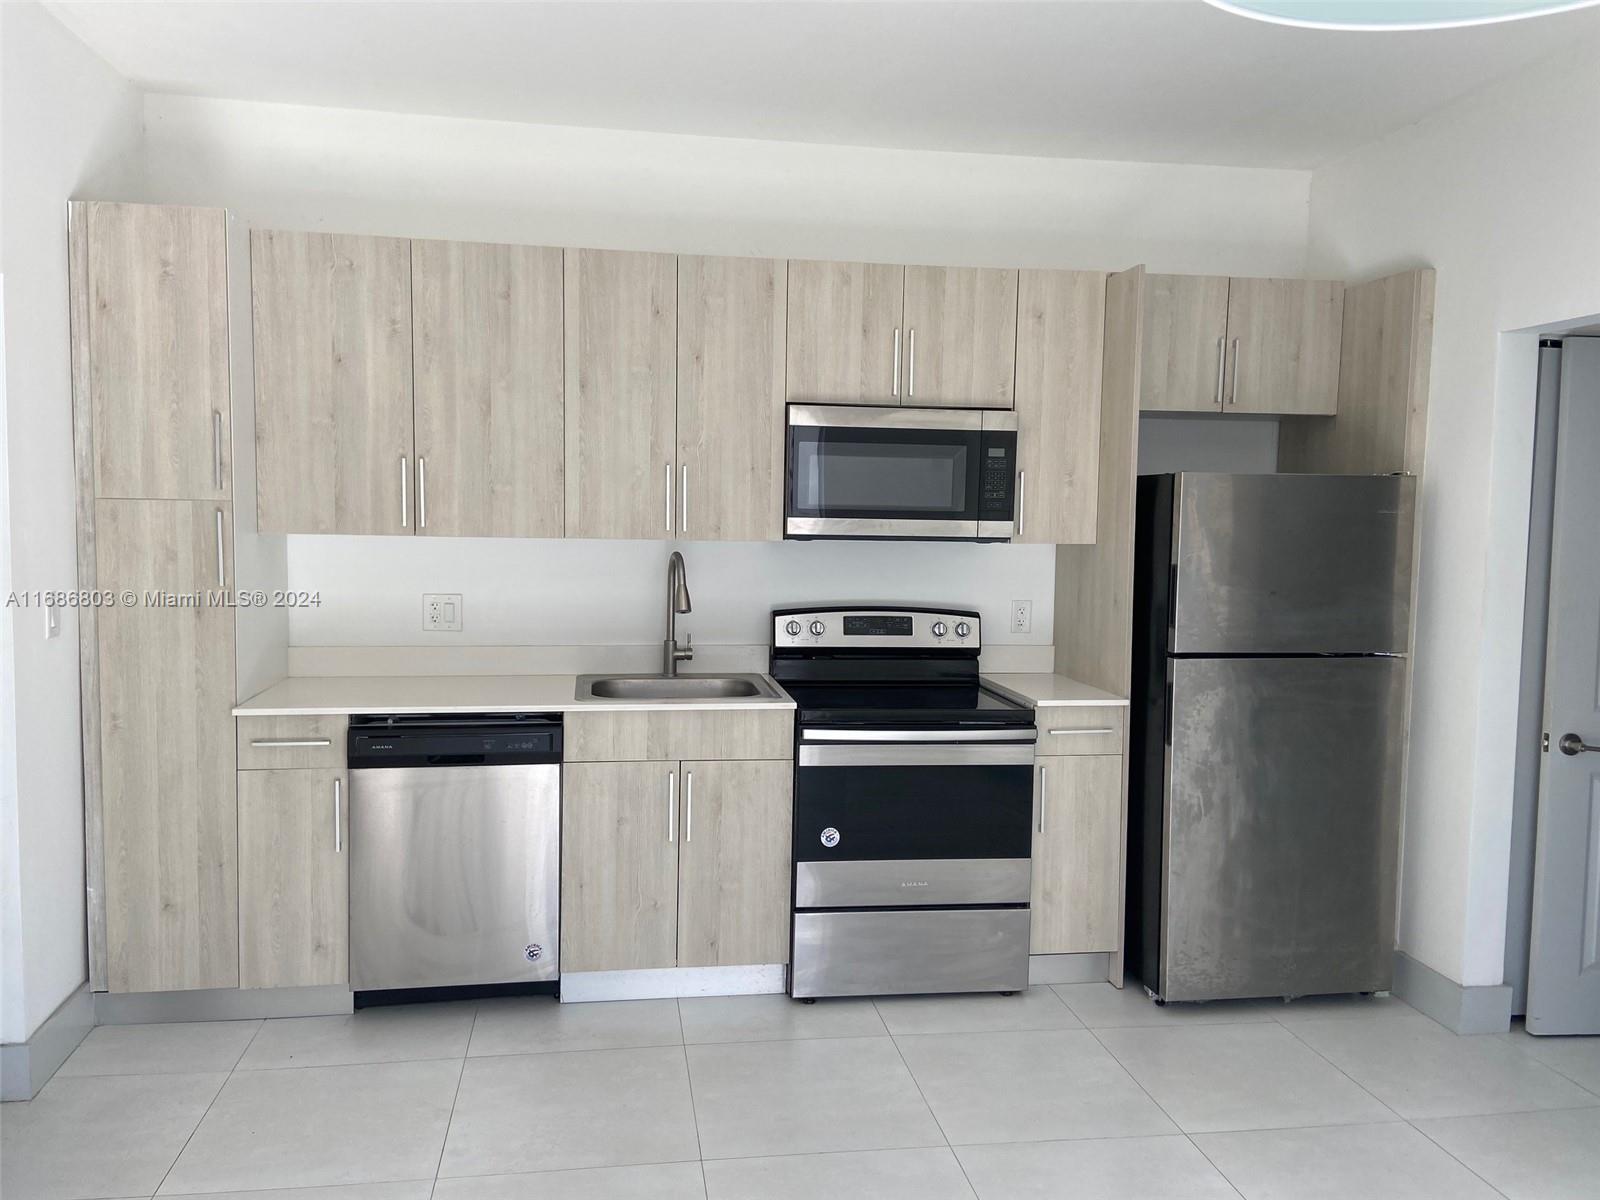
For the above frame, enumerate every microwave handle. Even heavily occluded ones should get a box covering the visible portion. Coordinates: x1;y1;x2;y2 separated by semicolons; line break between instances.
1016;470;1026;539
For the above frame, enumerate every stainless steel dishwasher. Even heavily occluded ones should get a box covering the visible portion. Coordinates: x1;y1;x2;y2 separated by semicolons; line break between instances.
348;713;561;992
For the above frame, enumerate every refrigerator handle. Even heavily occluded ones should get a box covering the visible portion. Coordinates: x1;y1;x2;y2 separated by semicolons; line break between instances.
1163;679;1174;747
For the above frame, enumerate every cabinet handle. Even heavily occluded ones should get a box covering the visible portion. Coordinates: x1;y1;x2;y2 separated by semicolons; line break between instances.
908;328;916;398
333;778;342;854
400;455;409;528
1048;726;1116;736
214;509;225;590
250;738;333;748
892;327;901;397
1017;471;1026;539
667;770;677;843
665;462;674;534
1213;336;1226;408
681;464;689;535
212;410;224;490
418;457;427;530
1227;338;1240;407
1038;763;1047;833
684;771;693;843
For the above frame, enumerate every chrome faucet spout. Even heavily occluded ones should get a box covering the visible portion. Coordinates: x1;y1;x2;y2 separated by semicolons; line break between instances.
664;552;694;676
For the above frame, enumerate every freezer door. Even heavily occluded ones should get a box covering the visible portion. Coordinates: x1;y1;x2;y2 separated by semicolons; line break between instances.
1159;656;1405;1002
1170;473;1415;654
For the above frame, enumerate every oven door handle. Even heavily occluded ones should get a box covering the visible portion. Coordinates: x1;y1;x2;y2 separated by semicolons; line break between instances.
799;729;1037;744
799;744;1038;768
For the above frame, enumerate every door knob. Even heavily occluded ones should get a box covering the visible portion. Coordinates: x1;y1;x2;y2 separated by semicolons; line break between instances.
1559;733;1600;756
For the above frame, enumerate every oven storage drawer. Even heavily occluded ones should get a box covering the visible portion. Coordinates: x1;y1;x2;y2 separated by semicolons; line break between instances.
796;858;1030;907
791;908;1030;998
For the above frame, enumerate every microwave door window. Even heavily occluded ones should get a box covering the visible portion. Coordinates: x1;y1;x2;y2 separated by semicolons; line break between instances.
792;432;975;519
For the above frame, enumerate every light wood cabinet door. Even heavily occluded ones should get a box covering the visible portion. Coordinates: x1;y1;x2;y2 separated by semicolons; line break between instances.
1224;277;1343;415
785;259;904;405
561;761;681;972
677;255;787;541
252;230;414;534
563;249;677;538
677;760;792;968
95;499;237;993
85;203;231;501
238;768;347;988
1030;755;1122;955
901;266;1018;408
1013;269;1105;544
412;239;565;537
1140;274;1230;412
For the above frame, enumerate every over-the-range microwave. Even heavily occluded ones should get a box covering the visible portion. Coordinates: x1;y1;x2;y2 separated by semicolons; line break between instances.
784;404;1018;541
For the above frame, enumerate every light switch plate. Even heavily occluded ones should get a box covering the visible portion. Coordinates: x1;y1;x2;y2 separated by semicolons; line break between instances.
423;593;463;632
1010;600;1032;634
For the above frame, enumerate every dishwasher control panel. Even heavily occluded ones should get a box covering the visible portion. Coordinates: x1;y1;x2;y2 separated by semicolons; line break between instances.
348;713;562;768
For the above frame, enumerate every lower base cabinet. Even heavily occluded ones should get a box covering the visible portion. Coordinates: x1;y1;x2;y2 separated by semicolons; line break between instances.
562;758;792;973
238;767;349;988
1030;754;1123;954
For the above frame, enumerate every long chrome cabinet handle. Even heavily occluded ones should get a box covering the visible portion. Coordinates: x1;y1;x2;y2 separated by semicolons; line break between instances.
400;455;409;528
908;328;916;398
1017;471;1026;539
1038;763;1047;833
665;463;674;534
892;327;901;397
684;771;693;843
418;457;427;530
667;770;677;843
1213;335;1226;407
333;778;342;854
214;509;225;589
681;464;688;534
1048;726;1117;736
1227;338;1240;406
250;738;333;748
213;411;224;490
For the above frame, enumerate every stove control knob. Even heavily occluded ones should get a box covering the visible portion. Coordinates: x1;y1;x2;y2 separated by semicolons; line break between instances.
931;621;948;638
955;621;971;638
784;620;802;637
809;620;826;636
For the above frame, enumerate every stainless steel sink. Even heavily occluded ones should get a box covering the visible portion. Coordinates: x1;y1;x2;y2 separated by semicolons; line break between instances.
575;673;783;702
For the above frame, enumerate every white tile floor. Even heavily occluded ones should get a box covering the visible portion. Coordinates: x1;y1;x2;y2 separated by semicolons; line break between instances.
4;984;1598;1200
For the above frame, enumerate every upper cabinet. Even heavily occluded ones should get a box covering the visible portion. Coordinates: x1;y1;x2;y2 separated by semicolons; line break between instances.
563;248;678;539
84;203;231;501
786;259;904;406
412;239;565;538
252;230;414;534
1140;274;1342;415
902;266;1018;408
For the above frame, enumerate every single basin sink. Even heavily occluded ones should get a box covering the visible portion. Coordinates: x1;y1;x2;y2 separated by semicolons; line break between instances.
576;673;782;702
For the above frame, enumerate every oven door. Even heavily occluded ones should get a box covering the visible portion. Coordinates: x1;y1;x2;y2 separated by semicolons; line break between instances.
786;405;1000;539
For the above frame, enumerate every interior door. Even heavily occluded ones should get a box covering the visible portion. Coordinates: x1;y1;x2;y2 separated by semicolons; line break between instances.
785;259;904;405
901;266;1018;408
1528;337;1600;1034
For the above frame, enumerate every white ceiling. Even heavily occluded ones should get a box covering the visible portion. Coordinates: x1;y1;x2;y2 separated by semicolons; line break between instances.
44;0;1600;169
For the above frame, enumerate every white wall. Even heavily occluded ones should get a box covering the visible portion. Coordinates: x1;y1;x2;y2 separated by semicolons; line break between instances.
1306;38;1600;988
0;2;142;1042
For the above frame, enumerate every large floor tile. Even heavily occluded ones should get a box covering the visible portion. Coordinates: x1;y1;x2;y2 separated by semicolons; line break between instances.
874;986;1082;1036
1269;993;1418;1025
1414;1106;1600;1200
687;1036;943;1159
160;1058;461;1193
434;1163;705;1200
440;1046;699;1176
0;1072;226;1200
679;994;886;1044
956;1135;1236;1200
167;1186;434;1200
236;1001;477;1070
1195;1120;1500;1199
1052;982;1276;1028
57;1020;261;1076
1289;1010;1597;1119
703;1147;974;1200
896;1028;1176;1145
1095;1022;1393;1133
1502;1026;1600;1094
469;996;681;1057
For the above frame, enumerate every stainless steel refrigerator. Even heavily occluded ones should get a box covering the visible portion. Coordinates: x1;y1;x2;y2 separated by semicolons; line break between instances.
1129;473;1415;1003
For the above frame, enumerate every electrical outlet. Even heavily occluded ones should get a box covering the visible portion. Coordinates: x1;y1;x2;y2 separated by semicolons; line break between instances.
1010;600;1032;634
423;593;463;632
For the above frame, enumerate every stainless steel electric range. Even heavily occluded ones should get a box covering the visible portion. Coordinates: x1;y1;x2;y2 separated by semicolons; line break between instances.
770;605;1037;998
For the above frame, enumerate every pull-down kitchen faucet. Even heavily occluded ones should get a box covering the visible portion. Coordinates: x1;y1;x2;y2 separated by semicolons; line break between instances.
664;551;693;676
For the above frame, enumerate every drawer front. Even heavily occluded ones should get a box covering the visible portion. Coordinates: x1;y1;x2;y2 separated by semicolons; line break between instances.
1035;706;1126;756
791;908;1031;998
565;708;793;762
237;715;348;770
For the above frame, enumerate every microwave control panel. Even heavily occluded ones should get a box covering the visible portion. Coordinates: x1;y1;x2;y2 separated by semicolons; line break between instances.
978;430;1017;521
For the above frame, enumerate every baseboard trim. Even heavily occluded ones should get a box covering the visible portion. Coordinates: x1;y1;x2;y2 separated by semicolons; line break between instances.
1392;950;1512;1035
560;965;785;1002
1;984;94;1101
1028;953;1111;985
94;984;353;1025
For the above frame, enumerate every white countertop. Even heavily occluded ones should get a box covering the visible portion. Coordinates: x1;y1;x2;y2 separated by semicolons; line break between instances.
982;673;1130;708
233;674;796;717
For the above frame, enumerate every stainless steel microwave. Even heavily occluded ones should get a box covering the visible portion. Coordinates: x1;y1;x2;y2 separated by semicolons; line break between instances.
784;405;1018;541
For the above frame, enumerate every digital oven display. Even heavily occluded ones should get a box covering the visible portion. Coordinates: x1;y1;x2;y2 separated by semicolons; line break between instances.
843;615;914;637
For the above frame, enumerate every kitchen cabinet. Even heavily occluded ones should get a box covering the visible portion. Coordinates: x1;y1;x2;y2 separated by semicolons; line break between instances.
1012;269;1105;544
1140;274;1342;415
561;757;793;973
676;255;787;540
1030;754;1122;955
786;259;905;405
95;498;238;993
252;230;414;534
564;248;678;539
84;203;231;501
238;767;348;989
412;239;565;537
901;266;1018;409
